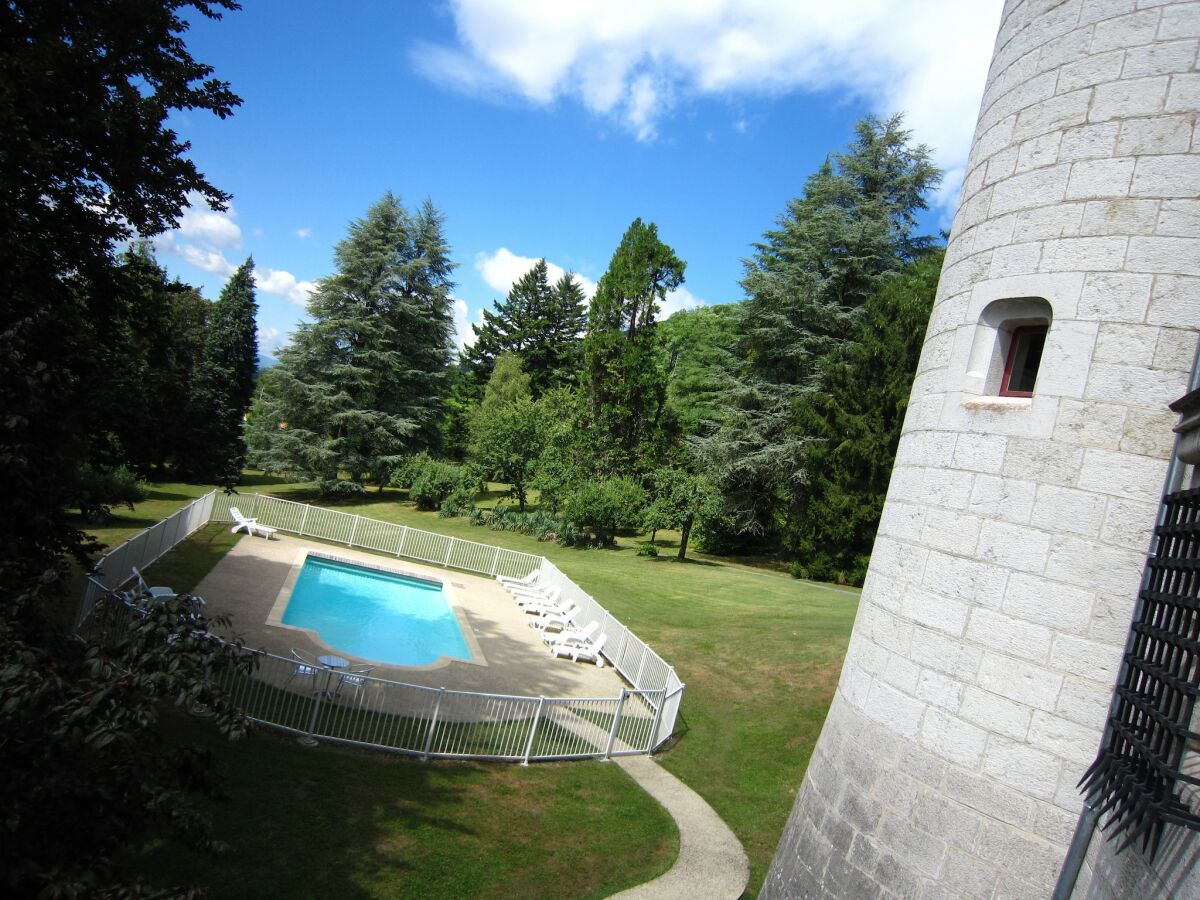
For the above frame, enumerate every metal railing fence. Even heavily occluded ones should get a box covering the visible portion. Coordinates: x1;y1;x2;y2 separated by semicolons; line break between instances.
77;490;684;757
75;491;216;629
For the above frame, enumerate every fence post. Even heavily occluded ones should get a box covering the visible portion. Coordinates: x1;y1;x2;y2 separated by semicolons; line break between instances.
634;643;650;687
250;493;261;517
422;688;445;760
397;525;409;558
348;514;360;547
443;537;455;568
298;505;309;537
299;688;323;748
522;697;546;766
604;691;628;760
648;690;668;752
489;546;501;577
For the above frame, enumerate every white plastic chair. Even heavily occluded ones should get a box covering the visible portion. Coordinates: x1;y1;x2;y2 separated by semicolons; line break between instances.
529;603;580;632
130;566;176;602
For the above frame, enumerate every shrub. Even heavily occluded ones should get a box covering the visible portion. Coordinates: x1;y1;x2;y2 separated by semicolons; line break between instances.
636;541;659;557
317;478;366;498
70;464;148;522
561;476;647;547
397;453;483;511
439;485;476;518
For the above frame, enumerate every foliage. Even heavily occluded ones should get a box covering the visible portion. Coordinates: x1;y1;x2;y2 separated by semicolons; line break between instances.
0;588;253;897
253;194;455;489
699;114;941;550
468;354;543;511
528;387;590;514
561;477;647;546
316;478;367;499
464;258;588;397
182;257;259;482
88;243;211;474
0;2;245;895
657;304;740;437
395;453;482;511
583;218;684;475
787;252;942;585
636;541;659;557
641;466;720;560
69;463;149;523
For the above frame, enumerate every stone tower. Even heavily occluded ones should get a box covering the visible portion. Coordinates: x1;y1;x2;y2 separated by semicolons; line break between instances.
762;1;1200;897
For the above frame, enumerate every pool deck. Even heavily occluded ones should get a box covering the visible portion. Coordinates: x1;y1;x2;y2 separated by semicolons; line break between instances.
193;532;626;700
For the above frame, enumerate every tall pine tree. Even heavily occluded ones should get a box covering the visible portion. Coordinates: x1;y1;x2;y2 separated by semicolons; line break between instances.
464;259;587;396
256;194;455;490
583;218;684;475
700;115;940;550
787;252;942;584
182;257;258;482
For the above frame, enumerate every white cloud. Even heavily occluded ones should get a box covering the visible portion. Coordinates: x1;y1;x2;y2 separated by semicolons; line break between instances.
451;297;481;352
474;248;598;299
660;285;706;319
255;267;317;307
416;0;1003;208
256;325;286;358
154;192;242;275
296;227;312;239
178;194;243;248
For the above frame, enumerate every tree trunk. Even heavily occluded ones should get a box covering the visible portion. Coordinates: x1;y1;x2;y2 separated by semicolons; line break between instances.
678;516;694;560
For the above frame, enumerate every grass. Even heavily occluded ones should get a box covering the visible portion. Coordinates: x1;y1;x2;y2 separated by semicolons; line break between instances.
134;714;676;900
78;475;859;895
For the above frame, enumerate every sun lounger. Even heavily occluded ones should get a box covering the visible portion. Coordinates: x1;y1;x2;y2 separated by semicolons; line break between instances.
543;620;599;647
129;566;175;602
529;603;580;631
230;506;278;539
552;633;607;667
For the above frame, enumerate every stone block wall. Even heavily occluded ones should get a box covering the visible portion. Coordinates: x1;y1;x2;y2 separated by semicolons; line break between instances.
763;1;1200;897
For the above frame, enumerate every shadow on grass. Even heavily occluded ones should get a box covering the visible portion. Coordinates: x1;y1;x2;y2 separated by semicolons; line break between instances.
145;488;195;502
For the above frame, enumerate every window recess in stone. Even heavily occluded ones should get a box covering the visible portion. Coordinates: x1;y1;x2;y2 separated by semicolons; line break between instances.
1079;486;1200;858
963;297;1052;401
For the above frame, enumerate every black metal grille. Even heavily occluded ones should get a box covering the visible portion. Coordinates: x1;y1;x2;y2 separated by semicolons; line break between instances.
1079;486;1200;856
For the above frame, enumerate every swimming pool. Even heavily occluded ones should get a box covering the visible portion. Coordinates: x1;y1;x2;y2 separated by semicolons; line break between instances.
282;555;472;666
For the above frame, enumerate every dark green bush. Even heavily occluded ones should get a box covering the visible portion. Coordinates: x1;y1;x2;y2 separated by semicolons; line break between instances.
70;464;148;522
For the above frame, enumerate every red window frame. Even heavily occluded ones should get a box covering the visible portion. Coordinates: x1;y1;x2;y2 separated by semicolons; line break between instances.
999;324;1047;398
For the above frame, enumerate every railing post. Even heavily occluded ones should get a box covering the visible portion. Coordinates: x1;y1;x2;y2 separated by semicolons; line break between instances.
397;525;409;558
250;493;261;517
522;696;546;766
300;688;323;748
348;514;360;547
489;546;501;577
298;505;309;537
422;688;445;760
604;691;628;760
648;690;668;752
634;643;649;687
443;537;455;568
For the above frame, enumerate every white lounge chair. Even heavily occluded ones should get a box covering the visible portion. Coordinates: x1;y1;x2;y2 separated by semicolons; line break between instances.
516;587;564;609
552;633;607;667
529;603;580;632
543;620;599;647
130;566;175;602
230;506;278;539
497;570;543;588
507;580;556;599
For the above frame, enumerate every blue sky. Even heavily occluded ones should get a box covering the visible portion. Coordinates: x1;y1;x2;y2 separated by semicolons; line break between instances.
155;0;1004;358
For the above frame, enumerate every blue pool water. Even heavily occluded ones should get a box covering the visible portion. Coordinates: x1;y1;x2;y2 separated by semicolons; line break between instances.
282;556;471;666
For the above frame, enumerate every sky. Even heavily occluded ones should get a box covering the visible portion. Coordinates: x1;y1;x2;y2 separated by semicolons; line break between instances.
154;0;1005;360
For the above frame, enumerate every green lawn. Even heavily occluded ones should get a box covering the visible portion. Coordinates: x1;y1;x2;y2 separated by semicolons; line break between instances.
79;475;859;896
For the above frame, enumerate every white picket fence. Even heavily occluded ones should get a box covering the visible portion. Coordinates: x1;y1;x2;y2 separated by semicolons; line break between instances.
77;490;684;758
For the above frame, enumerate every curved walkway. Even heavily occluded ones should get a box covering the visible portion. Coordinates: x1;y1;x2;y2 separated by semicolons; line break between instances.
608;756;749;900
